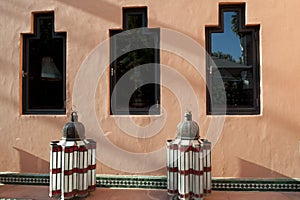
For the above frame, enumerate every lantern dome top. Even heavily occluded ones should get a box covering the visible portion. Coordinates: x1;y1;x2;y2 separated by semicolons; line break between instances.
62;111;85;140
176;111;199;140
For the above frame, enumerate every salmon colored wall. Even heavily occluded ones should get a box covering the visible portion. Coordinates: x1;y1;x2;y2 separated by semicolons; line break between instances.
0;0;300;178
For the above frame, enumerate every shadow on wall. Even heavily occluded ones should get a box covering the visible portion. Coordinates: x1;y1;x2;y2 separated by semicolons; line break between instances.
55;0;119;23
238;158;289;178
14;147;49;173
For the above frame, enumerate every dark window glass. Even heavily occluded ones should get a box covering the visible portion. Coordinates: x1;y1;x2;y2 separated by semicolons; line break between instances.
22;12;66;114
206;4;260;115
110;8;160;115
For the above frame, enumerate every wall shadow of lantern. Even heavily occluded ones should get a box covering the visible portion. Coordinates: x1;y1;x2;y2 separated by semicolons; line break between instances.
167;112;212;200
49;112;96;199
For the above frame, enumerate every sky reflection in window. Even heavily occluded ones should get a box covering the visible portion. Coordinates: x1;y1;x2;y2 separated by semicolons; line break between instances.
212;12;242;63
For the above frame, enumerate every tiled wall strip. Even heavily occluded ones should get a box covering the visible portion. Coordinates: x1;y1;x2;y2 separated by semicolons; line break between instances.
0;173;299;192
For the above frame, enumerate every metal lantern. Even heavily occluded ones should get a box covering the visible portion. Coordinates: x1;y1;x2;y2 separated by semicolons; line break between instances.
167;111;211;200
50;112;96;199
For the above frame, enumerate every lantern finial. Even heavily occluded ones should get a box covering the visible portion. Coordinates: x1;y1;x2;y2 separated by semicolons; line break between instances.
71;111;78;122
184;110;192;121
62;111;85;140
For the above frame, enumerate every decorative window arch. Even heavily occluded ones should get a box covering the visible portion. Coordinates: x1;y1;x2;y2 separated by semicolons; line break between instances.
22;12;66;114
206;4;260;115
109;7;160;115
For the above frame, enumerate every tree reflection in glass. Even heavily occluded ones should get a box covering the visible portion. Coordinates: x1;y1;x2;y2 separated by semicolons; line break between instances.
211;11;254;108
110;8;160;115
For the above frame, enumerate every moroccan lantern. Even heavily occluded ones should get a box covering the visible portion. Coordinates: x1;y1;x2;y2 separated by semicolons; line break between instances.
50;112;96;199
166;111;211;200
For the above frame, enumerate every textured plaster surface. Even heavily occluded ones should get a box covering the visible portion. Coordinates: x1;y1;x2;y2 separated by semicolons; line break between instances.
0;0;299;178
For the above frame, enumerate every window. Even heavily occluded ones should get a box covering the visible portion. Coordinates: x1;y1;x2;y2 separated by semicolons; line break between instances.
206;4;260;115
22;12;66;114
110;7;160;115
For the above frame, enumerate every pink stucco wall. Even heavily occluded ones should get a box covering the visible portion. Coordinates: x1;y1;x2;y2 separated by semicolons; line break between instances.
0;0;299;178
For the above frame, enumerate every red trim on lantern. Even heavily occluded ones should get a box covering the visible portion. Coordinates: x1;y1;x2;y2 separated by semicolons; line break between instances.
63;191;74;197
179;193;190;198
64;147;74;153
179;146;193;152
88;185;96;191
204;189;212;193
169;144;178;150
193;147;201;152
178;168;204;175
193;170;204;175
89;164;96;170
79;146;87;151
51;190;61;195
179;169;192;175
64;169;74;175
52;168;62;174
72;189;78;194
167;189;178;194
77;168;89;173
52;146;59;152
167;167;178;172
204;167;211;172
194;193;204;198
78;189;89;195
73;167;78;173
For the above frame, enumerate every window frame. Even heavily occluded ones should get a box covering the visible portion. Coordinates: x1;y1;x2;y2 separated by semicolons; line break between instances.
22;12;66;115
123;7;148;30
205;4;260;115
109;7;160;115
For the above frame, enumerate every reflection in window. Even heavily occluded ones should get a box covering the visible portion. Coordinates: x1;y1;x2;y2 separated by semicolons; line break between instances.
22;12;66;114
110;7;160;115
206;4;260;114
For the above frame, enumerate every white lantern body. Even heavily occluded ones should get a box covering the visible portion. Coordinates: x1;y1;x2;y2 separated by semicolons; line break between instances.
167;112;212;200
49;112;96;199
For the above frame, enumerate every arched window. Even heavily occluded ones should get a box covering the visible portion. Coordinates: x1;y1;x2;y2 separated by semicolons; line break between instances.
22;12;66;114
110;7;160;115
206;4;260;115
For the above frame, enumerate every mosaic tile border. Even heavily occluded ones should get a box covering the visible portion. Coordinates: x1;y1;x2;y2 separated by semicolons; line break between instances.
212;178;300;192
0;173;299;192
0;173;49;186
96;174;167;189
